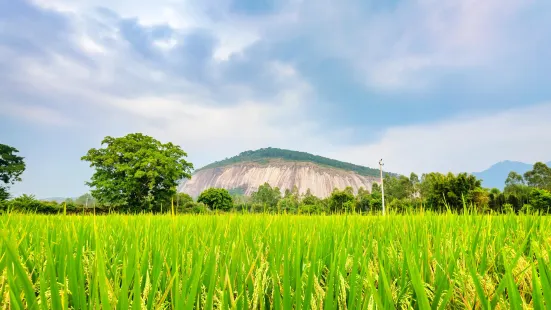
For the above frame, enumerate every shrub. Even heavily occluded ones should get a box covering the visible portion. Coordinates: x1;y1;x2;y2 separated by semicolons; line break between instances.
175;193;194;211
8;194;44;212
502;203;514;214
181;202;209;214
298;203;325;215
197;188;233;211
277;197;299;213
251;203;267;213
529;188;551;213
388;199;411;213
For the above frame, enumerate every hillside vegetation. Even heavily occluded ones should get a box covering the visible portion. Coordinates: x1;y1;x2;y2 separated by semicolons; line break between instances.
197;147;383;177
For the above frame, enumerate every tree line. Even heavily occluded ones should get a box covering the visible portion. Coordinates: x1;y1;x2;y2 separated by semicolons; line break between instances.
1;133;550;214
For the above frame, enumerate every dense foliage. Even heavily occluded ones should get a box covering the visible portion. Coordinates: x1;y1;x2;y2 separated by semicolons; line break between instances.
0;143;25;201
81;133;193;212
197;147;386;177
2;213;551;308
197;188;233;211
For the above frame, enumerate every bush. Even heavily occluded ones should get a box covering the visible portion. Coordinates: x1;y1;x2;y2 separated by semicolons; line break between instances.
232;203;249;212
529;188;551;213
8;194;44;212
356;196;371;212
298;203;325;215
328;188;355;213
181;202;209;214
197;188;233;211
502;203;514;214
388;199;412;213
251;203;267;213
175;193;194;211
277;197;299;213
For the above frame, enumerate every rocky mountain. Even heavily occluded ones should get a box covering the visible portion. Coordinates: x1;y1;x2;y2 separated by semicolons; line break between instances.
473;160;551;189
179;148;385;198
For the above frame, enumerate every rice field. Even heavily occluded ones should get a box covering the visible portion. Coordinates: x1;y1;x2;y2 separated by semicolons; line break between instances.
1;213;551;309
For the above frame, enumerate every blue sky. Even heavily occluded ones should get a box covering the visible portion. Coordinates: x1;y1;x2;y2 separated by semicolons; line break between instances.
1;0;551;198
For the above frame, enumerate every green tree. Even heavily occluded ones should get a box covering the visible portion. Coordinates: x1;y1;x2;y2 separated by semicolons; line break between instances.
505;171;525;187
251;183;281;210
175;192;194;211
528;188;551;213
8;194;42;211
298;189;326;214
488;188;506;212
369;191;382;212
503;171;530;209
299;188;325;214
81;133;193;212
328;187;355;213
278;185;300;213
469;188;490;211
197;188;233;211
420;172;482;211
384;175;411;201
356;187;371;212
277;197;299;213
0;144;26;201
524;162;551;190
409;173;421;197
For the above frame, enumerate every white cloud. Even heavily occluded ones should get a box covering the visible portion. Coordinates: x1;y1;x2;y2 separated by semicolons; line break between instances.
277;0;540;91
30;0;272;62
77;35;106;54
328;103;551;174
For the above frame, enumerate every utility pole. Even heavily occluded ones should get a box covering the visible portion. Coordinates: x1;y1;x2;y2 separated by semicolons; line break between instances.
379;159;385;215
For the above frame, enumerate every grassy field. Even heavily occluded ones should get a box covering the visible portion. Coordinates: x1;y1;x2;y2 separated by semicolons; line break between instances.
1;213;551;309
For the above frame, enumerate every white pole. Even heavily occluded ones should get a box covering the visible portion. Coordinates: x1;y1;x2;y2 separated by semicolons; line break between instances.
379;159;385;215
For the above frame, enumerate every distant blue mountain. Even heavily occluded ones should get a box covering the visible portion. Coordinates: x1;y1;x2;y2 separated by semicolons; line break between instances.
473;160;551;190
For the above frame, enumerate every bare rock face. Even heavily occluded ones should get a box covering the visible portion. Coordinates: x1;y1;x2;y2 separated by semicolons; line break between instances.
179;160;381;198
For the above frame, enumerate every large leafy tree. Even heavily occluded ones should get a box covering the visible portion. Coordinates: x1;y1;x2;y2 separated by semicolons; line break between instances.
524;162;551;191
420;172;482;211
81;133;193;212
383;175;412;200
197;188;233;211
0;144;26;201
505;171;525;188
503;171;530;208
529;188;551;212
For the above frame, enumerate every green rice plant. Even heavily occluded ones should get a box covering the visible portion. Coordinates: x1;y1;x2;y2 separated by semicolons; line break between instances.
0;212;550;309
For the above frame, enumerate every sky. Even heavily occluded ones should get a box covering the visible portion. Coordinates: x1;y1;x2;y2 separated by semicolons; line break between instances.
1;0;551;198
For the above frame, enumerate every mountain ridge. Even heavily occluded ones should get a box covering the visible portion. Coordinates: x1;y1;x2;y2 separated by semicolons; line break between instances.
195;147;391;177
